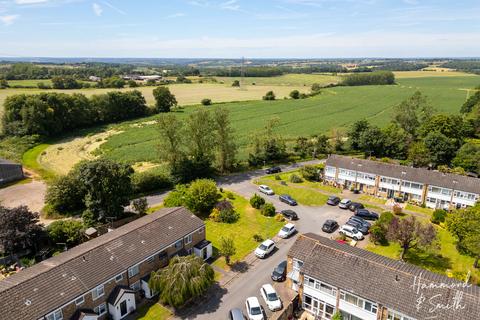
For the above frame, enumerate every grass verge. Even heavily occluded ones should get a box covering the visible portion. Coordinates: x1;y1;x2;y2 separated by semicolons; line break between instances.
22;143;57;181
136;302;172;320
206;191;285;270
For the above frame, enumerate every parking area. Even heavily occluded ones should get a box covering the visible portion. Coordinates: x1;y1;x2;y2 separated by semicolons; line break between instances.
187;179;369;320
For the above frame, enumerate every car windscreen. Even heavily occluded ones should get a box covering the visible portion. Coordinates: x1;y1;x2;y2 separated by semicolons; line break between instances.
267;292;278;301
259;244;267;250
250;307;262;315
281;226;290;232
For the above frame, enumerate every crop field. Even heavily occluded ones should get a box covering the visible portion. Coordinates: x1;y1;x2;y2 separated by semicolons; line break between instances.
215;73;340;86
0;83;307;114
18;74;480;174
392;70;476;78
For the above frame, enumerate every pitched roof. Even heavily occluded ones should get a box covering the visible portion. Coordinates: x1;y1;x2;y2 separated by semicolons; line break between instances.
107;286;135;305
0;207;204;320
326;154;480;194
289;233;480;320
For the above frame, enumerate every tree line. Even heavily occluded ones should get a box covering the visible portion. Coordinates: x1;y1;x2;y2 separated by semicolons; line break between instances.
346;91;480;174
340;71;395;86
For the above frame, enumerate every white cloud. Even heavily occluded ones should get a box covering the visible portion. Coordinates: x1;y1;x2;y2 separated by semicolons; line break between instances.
101;1;126;15
92;3;102;16
0;14;19;26
220;0;240;11
166;12;186;18
14;0;48;4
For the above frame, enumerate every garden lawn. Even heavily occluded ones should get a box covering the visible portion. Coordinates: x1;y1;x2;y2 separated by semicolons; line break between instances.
254;179;329;206
366;226;479;284
405;204;434;217
260;170;341;195
205;191;285;269
136;302;171;320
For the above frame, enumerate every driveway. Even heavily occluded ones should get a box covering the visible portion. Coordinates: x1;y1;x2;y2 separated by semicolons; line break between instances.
0;180;47;213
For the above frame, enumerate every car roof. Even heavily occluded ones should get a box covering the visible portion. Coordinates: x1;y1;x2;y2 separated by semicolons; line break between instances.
281;209;295;213
261;283;276;294
325;219;337;224
246;296;260;307
262;239;274;246
230;308;244;319
260;185;270;188
328;195;339;199
342;224;355;230
284;223;295;228
278;260;287;267
340;199;351;202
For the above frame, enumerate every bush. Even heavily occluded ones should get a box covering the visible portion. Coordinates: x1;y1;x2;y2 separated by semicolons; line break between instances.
393;204;403;215
132;198;148;215
214;200;239;223
300;165;319;181
132;171;172;194
209;208;221;222
184;179;221;215
163;184;189;207
289;174;303;183
378;211;394;226
201;98;212;106
250;193;265;209
332;312;343;320
47;219;84;246
225;191;235;200
231;80;240;87
262;91;276;100
253;234;263;242
431;209;447;224
369;224;387;244
261;203;276;217
274;213;285;222
289;90;300;99
274;174;282;180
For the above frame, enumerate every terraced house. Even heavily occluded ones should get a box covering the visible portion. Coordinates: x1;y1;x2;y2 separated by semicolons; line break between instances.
286;233;480;320
0;207;212;320
324;155;480;209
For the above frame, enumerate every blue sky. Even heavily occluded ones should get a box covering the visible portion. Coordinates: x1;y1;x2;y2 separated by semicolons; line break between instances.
0;0;479;58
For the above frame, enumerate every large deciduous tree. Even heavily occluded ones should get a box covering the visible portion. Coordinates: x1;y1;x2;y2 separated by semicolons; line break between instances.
0;206;43;255
157;113;184;168
213;107;237;173
153;86;177;113
347;119;370;150
149;255;215;309
387;216;437;261
219;236;236;265
78;159;134;225
184;179;221;216
47;220;84;247
392;91;434;138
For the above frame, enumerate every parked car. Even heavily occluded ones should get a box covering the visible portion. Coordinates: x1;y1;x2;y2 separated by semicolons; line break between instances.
280;209;298;220
326;196;341;206
322;219;339;233
266;166;282;174
229;308;246;320
271;260;287;282
255;239;275;258
260;284;282;311
339;225;364;241
348;216;371;228
278;223;296;238
348;202;365;212
245;297;264;320
345;219;369;235
279;194;297;206
355;209;379;220
339;199;352;209
259;185;274;195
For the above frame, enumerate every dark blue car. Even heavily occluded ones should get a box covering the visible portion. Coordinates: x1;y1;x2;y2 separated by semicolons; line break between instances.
279;194;297;206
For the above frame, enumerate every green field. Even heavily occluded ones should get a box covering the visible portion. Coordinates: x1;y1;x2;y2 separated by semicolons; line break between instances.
95;76;480;164
215;73;340;86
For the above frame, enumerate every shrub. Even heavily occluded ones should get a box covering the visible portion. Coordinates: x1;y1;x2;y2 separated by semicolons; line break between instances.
311;83;322;92
214;200;239;223
261;203;276;217
300;165;319;181
289;90;300;99
274;174;282;180
184;179;221;215
431;209;447;224
262;91;276;100
201;98;212;106
132;198;148;215
47;219;85;246
289;174;303;183
163;184;189;207
250;193;265;209
274;213;285;222
225;191;235;200
332;312;343;320
231;80;240;87
393;204;403;215
253;234;263;242
132;171;172;194
209;208;221;222
369;224;387;244
378;211;394;226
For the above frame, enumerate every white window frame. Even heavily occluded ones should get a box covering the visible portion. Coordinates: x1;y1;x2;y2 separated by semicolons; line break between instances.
130;281;141;291
115;274;123;282
293;259;304;271
91;285;105;301
174;239;183;250
46;309;63;320
94;303;107;316
184;233;193;244
128;264;139;278
340;291;378;314
387;310;416;320
74;296;84;306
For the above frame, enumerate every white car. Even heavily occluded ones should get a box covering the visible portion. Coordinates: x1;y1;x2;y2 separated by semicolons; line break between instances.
259;185;274;195
339;224;364;241
277;223;296;239
245;297;264;320
255;239;275;258
260;284;282;311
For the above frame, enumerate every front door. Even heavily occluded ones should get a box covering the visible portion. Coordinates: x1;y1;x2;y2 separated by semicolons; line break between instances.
387;189;394;198
120;300;127;316
202;248;207;260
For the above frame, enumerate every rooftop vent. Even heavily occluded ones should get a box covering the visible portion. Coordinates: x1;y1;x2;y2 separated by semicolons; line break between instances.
24;299;31;306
